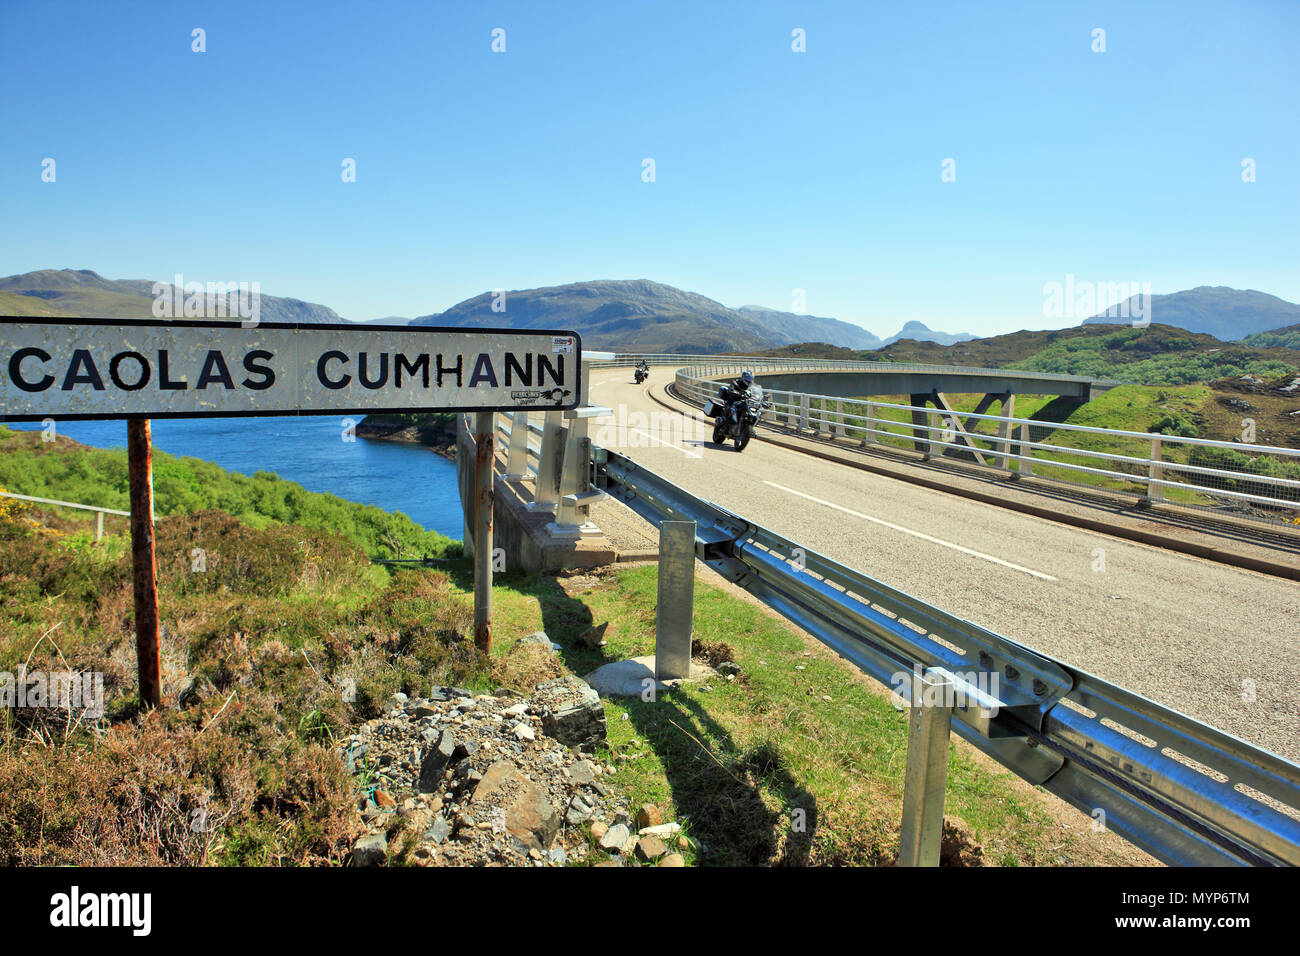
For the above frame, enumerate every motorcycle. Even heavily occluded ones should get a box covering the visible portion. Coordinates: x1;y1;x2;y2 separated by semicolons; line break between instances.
704;384;768;451
633;364;649;384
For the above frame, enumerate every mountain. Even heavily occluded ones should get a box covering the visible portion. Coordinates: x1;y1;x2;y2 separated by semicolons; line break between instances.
411;279;804;353
734;305;882;349
3;271;980;352
0;269;347;324
1083;287;1300;341
882;320;978;347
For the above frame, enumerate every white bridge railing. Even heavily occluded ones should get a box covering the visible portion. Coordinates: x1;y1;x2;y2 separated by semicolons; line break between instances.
463;352;618;540
667;360;1300;527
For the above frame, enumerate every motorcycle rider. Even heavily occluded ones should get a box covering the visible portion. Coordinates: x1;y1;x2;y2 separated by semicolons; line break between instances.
711;369;765;449
731;370;764;410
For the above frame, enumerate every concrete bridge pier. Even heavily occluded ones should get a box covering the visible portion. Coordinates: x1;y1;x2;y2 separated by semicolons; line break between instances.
910;393;932;457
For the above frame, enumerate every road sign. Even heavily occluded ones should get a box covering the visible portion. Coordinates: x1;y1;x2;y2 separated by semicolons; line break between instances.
1;315;563;708
0;318;583;421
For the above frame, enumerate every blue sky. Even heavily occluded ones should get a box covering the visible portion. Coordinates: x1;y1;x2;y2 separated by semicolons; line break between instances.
1;0;1296;338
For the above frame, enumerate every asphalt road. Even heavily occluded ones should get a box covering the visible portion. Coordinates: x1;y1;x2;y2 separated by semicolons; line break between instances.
588;367;1300;764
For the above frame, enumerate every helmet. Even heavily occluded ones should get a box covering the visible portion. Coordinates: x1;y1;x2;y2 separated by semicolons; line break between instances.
741;370;754;383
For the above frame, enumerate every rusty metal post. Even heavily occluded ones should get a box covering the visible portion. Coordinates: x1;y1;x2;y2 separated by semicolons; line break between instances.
127;419;161;708
473;411;493;653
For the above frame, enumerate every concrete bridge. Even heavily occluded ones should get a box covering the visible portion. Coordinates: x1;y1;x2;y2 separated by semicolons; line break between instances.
749;366;1108;402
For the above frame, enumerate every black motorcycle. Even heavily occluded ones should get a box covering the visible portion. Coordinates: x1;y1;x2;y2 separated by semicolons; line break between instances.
705;384;767;451
633;363;649;384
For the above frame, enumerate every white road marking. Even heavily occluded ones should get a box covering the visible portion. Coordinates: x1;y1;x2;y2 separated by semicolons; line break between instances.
764;480;1057;581
625;428;699;455
590;405;703;456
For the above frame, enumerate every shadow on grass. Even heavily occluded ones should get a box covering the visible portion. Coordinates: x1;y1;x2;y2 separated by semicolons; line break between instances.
440;562;820;863
517;570;819;866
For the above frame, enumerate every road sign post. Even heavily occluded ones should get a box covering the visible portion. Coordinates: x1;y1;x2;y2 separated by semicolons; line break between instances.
473;411;494;654
127;418;161;708
2;318;582;700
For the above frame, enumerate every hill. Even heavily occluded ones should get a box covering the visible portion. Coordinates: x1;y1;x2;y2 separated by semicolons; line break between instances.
413;279;786;353
1083;287;1300;341
862;323;1298;385
0;269;347;324
735;305;882;349
1244;324;1300;350
412;279;924;353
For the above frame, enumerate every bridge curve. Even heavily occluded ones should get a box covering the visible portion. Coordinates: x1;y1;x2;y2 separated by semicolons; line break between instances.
610;353;1116;401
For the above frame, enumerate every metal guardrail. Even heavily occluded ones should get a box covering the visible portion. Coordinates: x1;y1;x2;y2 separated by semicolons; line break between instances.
0;490;129;541
666;361;1300;526
593;447;1300;866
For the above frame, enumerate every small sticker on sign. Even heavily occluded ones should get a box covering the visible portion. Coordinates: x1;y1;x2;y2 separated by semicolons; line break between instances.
552;336;574;354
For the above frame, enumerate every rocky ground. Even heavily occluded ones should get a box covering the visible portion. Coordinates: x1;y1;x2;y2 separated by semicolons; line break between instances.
355;421;456;460
342;638;690;867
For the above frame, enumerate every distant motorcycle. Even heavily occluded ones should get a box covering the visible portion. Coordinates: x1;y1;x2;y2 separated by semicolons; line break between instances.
633;362;649;384
704;384;768;452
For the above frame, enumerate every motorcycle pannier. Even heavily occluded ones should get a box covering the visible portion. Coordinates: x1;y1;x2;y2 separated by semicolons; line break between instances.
703;398;724;418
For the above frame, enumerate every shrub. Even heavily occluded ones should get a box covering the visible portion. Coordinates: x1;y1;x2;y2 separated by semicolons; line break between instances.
1150;414;1198;438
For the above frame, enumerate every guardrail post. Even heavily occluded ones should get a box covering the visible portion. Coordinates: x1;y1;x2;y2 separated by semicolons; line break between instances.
1148;437;1165;502
547;357;610;536
95;510;104;543
529;410;564;512
552;421;588;530
862;402;877;447
1018;423;1033;477
783;392;798;429
505;410;530;480
655;520;696;681
799;394;810;432
898;670;954;867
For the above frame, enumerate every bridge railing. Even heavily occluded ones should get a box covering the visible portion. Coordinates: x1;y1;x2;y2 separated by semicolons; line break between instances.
593;446;1300;866
608;352;1112;387
669;362;1300;527
458;352;618;540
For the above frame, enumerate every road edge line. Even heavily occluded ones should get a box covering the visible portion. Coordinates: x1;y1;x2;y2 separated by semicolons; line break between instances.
642;382;1300;582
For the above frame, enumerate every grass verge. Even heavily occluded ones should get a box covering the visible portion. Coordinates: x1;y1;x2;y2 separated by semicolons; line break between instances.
476;563;1148;867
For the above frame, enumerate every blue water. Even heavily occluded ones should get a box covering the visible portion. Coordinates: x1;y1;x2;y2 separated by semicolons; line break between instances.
7;417;465;541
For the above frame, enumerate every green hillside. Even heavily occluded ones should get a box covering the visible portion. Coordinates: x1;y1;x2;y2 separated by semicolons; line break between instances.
0;269;347;323
859;324;1297;386
0;427;457;559
1244;324;1300;350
